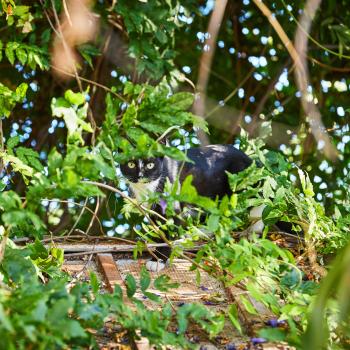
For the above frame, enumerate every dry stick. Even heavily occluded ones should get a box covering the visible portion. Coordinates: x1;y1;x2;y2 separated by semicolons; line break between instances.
62;0;73;27
63;243;184;257
39;0;61;37
41;234;136;245
204;67;255;120
89;29;113;141
156;126;181;143
85;196;99;235
66;197;89;237
44;198;104;235
194;0;228;145
107;17;124;33
81;180;172;246
90;28;112;100
252;0;337;161
249;61;291;135
66;252;95;290
309;56;350;72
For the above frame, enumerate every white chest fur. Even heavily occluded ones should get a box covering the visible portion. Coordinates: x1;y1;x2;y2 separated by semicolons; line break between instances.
129;178;160;202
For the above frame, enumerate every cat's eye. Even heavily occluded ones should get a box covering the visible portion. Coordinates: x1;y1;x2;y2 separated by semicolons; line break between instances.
127;161;136;168
146;162;155;170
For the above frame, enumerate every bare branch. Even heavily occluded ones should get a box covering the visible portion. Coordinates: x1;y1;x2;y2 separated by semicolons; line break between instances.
252;0;337;160
194;0;228;145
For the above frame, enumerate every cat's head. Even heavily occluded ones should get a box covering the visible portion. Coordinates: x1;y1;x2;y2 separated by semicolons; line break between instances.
120;158;164;183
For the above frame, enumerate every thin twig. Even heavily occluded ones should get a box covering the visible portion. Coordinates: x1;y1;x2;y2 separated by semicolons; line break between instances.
41;234;135;244
204;67;255;120
249;61;290;134
50;0;83;92
309;56;350;72
40;198;105;235
39;0;61;37
62;0;73;27
50;64;127;102
66;252;94;289
85;196;99;235
156;126;181;143
66;197;89;237
81;180;172;250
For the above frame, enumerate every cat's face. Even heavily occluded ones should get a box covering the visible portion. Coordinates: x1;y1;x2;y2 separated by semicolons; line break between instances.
120;158;163;183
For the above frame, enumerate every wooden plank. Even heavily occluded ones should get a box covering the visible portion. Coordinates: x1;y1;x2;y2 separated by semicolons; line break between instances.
96;254;153;350
96;253;125;293
46;242;202;254
53;242;169;253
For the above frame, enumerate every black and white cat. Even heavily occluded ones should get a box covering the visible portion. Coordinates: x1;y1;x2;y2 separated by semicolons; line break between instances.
120;144;255;271
120;144;252;201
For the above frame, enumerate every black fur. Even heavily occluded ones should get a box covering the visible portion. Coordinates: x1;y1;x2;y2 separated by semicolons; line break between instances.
176;145;252;198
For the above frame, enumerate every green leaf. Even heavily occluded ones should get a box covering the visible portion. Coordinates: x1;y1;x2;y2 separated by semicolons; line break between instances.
259;328;286;342
125;274;137;298
62;168;80;187
143;291;161;302
5;42;18;64
167;92;194;110
48;148;63;174
63;320;87;338
154;274;179;292
16;47;27;65
140;266;151;292
64;89;86;106
7;135;20;150
2;247;36;282
207;214;220;232
90;272;99;294
122;102;137;129
180;175;197;199
15;82;28;99
191;114;208;132
0;304;14;332
228;304;242;333
155;29;167;44
0;82;27;117
240;295;258;315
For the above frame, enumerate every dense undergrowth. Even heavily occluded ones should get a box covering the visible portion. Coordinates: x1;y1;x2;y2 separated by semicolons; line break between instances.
0;1;350;349
0;83;349;349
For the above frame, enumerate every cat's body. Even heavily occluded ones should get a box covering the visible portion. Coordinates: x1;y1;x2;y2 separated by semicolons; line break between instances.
121;144;252;202
120;144;253;271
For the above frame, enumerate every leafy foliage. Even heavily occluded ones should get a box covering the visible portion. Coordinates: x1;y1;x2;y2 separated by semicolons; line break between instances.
0;241;222;349
100;82;207;163
115;0;196;79
0;0;349;349
0;82;27;117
